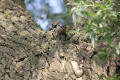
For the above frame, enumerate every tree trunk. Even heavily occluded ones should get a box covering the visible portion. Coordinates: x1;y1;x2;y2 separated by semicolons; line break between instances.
0;0;119;80
12;0;25;8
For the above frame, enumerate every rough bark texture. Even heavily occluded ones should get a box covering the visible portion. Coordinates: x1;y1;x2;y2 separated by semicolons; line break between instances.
0;0;119;80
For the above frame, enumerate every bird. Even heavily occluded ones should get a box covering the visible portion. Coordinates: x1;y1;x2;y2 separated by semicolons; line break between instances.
55;24;66;36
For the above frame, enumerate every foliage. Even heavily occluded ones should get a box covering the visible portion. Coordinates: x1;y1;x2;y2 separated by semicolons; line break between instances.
106;74;120;80
69;0;120;58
